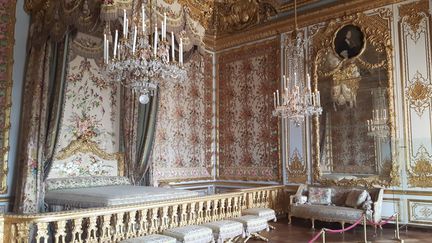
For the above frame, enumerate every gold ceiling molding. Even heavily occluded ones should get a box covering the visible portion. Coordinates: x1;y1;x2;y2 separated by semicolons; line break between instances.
177;0;215;30
209;0;278;36
212;0;405;51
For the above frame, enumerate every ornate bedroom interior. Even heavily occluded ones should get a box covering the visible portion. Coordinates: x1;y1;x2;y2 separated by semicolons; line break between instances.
1;0;432;242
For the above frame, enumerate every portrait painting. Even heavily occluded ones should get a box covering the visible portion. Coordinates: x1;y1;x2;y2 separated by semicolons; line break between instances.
334;24;365;59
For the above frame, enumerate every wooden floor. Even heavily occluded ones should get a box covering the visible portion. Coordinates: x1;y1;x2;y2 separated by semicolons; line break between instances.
248;218;432;243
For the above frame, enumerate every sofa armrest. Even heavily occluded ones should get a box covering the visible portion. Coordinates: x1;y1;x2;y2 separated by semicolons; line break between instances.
372;188;384;224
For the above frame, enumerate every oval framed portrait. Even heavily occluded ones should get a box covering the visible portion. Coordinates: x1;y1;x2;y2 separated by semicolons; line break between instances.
333;24;365;59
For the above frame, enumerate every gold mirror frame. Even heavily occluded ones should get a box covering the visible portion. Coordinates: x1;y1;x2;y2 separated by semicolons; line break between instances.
310;12;399;188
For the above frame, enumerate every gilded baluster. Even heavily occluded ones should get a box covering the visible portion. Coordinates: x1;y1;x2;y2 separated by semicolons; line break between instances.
100;215;112;243
226;197;233;218
112;213;125;242
138;209;149;236
71;218;83;243
159;206;169;232
126;211;138;239
149;208;159;234
196;201;204;225
36;222;49;243
204;201;212;223
233;197;240;217
211;199;219;221
188;202;196;225
219;199;226;220
16;222;29;243
179;204;188;227
169;205;179;228
240;194;247;210
55;220;67;243
86;216;98;243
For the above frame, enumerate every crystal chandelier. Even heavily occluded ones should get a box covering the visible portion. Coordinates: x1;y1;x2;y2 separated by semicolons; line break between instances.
102;0;187;104
367;88;389;139
273;0;322;126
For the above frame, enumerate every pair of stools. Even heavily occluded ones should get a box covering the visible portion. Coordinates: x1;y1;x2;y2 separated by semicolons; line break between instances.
121;208;276;243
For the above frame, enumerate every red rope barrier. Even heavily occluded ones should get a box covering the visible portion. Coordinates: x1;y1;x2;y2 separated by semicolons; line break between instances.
308;215;364;243
367;213;397;226
308;229;324;243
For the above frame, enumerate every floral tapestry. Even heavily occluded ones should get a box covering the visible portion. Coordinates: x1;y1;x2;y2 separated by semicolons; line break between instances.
48;38;121;179
0;0;16;193
152;51;213;183
218;39;280;181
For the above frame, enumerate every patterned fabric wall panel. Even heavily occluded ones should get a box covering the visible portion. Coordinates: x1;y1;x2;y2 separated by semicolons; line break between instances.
49;37;121;179
218;39;280;181
152;51;213;183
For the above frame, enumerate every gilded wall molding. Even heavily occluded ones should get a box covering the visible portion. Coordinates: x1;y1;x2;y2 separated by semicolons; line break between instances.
286;149;307;184
399;0;429;40
0;0;17;194
405;71;432;116
399;0;432;188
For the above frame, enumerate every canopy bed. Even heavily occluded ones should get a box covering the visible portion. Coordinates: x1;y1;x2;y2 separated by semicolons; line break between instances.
45;138;199;211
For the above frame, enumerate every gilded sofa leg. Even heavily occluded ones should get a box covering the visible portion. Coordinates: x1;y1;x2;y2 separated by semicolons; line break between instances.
311;219;315;229
341;221;345;232
288;215;292;224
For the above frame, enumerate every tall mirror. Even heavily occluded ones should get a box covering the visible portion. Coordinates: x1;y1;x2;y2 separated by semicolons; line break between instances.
311;13;398;187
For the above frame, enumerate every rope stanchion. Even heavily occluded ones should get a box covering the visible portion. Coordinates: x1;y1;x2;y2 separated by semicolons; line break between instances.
367;213;397;226
308;215;364;243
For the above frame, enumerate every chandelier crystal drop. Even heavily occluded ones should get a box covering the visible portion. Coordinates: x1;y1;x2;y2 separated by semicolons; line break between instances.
272;0;322;126
102;3;187;104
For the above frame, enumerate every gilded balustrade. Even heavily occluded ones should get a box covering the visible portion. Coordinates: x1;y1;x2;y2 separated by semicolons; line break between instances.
0;186;288;243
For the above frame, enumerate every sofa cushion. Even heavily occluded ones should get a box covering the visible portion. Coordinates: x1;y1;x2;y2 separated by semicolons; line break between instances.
345;190;369;208
308;187;332;205
163;225;214;243
120;234;176;243
291;204;363;222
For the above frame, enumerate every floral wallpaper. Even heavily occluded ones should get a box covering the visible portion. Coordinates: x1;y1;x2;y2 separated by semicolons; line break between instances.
152;51;213;183
218;39;280;181
48;36;121;179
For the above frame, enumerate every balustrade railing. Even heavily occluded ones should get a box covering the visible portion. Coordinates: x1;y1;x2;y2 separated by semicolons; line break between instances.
0;185;288;243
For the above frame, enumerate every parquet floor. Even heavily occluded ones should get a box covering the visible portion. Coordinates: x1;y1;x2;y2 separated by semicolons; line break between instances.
248;218;432;243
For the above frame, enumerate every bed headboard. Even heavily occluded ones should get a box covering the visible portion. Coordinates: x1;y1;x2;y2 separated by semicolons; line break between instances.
48;138;124;179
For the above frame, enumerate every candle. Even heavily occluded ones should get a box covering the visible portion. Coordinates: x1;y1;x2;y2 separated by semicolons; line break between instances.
132;26;137;54
276;90;280;106
103;34;107;63
171;32;175;61
106;39;109;63
123;9;126;37
383;109;387;119
114;30;118;58
307;73;311;90
125;19;129;39
163;13;167;40
161;20;164;40
367;120;371;131
179;37;183;64
141;6;145;34
317;91;321;106
294;72;297;87
154;24;158;56
273;92;277;109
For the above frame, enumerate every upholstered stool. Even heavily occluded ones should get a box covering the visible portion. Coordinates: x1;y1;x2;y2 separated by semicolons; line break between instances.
232;215;269;242
163;225;214;243
203;220;245;243
242;208;277;230
120;234;176;243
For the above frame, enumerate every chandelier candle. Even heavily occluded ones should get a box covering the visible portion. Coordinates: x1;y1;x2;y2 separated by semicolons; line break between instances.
102;4;187;104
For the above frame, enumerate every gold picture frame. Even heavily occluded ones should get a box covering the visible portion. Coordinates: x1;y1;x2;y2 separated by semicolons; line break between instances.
310;12;399;188
0;0;17;193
